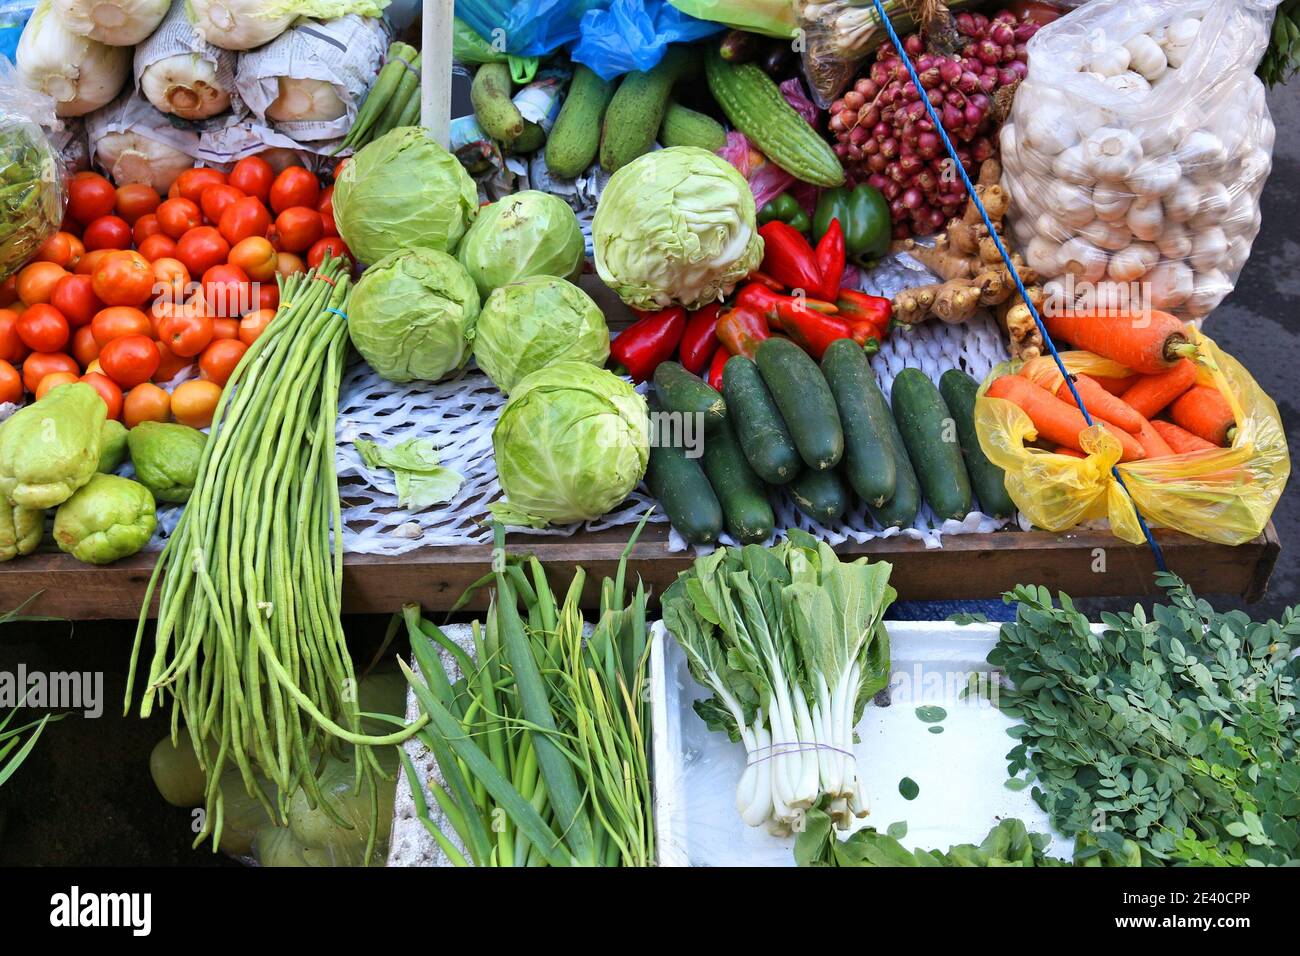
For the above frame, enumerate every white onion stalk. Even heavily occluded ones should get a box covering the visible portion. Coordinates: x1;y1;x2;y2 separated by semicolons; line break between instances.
16;1;130;117
95;130;193;193
266;76;347;123
140;53;231;120
189;0;292;50
52;0;169;45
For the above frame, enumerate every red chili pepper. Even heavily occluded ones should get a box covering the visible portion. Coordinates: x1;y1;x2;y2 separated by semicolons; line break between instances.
707;347;729;390
735;282;839;326
678;303;722;375
746;269;786;292
716;306;770;360
813;217;846;301
836;287;892;330
610;306;686;382
758;220;824;295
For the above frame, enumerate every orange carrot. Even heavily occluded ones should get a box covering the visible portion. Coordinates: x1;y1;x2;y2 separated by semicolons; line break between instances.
1119;359;1198;418
1044;310;1195;374
1171;385;1235;446
1092;374;1139;396
1055;374;1144;433
987;375;1146;462
1052;446;1088;459
1151;419;1216;454
1133;417;1175;459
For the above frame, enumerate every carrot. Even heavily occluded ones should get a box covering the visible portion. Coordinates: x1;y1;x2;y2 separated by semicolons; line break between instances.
987;375;1146;462
1051;445;1088;459
1170;385;1236;446
1119;359;1197;418
1044;310;1195;374
1133;417;1175;459
1091;373;1139;396
1054;374;1144;433
1151;419;1216;454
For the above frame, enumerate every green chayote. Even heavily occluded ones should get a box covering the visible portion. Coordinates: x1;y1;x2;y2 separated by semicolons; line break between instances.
0;495;43;562
98;419;128;474
0;383;105;508
127;422;206;503
52;473;156;565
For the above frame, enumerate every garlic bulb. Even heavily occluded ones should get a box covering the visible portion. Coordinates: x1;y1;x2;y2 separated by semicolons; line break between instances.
1126;156;1180;198
1189;227;1229;273
51;0;169;45
1124;34;1167;82
1108;243;1158;282
1162;17;1200;70
190;0;292;50
1025;236;1062;276
140;53;231;120
1052;144;1095;187
1163;178;1200;223
1126;196;1163;242
1092;184;1132;223
95;130;193;193
1022;110;1078;157
1051;181;1096;230
1079;218;1131;253
1083;127;1142;181
1156;222;1192;261
1187;270;1231;318
16;1;130;117
1104;72;1150;97
1148;260;1194;310
265;76;347;123
1058;237;1108;283
1087;46;1130;78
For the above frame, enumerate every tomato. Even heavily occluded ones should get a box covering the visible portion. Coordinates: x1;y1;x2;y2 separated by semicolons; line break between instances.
171;379;222;428
0;360;21;404
159;309;213;357
0;275;18;307
49;274;102;328
201;263;249;318
0;309;29;363
152;339;190;384
317;185;337;237
74;248;113;277
115;183;162;224
91;306;151;347
98;335;161;389
92;250;154;308
175;167;227;204
331;158;348;182
124;382;171;426
273;206;324;254
35;370;78;400
133;213;163;246
79;371;124;419
211;317;239;340
307;236;351;269
269;167;320;215
175;226;230;277
199;338;247;386
217;196;272;246
72;325;99;369
227;236;277;282
275;252;305;278
135;233;174;262
228;155;273;204
157;197;202;240
82;215;133;252
17;303;70;352
68;172;117;223
34;231;81;268
15;261;68;304
238;308;275;345
151;257;191;309
254;282;279;312
21;352;79;393
200;183;245;224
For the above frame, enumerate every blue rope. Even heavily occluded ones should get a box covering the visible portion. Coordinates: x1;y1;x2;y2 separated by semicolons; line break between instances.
865;0;1166;571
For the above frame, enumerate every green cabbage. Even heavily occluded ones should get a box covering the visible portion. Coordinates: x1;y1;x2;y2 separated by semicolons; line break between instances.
490;362;648;528
592;146;764;311
348;248;481;383
333;126;479;264
456;190;585;299
474;276;609;393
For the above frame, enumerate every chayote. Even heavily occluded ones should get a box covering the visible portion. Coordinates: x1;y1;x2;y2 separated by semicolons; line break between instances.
126;422;206;503
0;495;43;562
0;383;105;508
98;419;128;473
52;473;156;565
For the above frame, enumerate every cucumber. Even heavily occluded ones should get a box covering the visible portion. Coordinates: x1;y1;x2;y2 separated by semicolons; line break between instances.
600;47;696;173
653;361;726;436
700;416;774;544
659;102;726;151
644;399;723;545
545;65;616;178
820;339;896;507
754;337;843;472
470;62;524;144
939;369;1016;518
891;369;972;521
866;412;922;529
788;468;849;523
721;355;800;485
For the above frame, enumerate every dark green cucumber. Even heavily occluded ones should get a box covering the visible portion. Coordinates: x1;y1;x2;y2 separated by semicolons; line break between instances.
788;468;849;523
866;411;922;529
939;369;1015;518
653;361;726;435
820;339;896;507
545;65;616;178
721;355;800;485
891;369;972;521
754;337;842;472
700;416;774;544
644;398;723;545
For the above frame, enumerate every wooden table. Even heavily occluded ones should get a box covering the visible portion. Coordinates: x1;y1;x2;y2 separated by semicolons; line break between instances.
0;523;1278;619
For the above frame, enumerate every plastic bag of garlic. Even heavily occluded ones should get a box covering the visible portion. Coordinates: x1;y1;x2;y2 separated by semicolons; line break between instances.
999;0;1278;325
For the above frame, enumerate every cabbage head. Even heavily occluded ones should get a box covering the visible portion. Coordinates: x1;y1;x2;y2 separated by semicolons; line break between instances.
334;126;479;264
592;146;763;311
348;248;480;383
474;276;609;393
490;362;648;528
457;190;585;299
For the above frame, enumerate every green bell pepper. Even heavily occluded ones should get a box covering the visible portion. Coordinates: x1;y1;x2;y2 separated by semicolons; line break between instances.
758;192;811;234
813;184;892;263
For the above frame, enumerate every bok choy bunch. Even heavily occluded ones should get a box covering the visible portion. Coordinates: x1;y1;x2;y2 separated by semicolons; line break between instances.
662;532;894;835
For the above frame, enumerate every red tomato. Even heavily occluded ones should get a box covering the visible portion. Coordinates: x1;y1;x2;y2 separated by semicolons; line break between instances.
35;370;78;400
79;370;124;419
0;359;21;404
124;383;171;427
255;282;279;312
68;172;117;224
72;325;99;369
228;156;274;204
273;206;324;254
21;352;79;393
33;231;80;268
307;236;351;269
0;275;18;307
74;248;113;277
99;335;161;389
159;309;214;357
133;213;163;245
211;317;239;341
91;306;152;347
15;261;67;304
217;196;272;246
115;183;162;224
153;339;190;384
199;338;247;386
317;185;336;236
238;308;275;345
200;183;245;224
137;233;177;262
0;308;30;363
81;215;132;252
17;303;70;352
275;252;306;278
171;379;222;428
157;197;202;239
175;226;230;277
269;167;320;215
92;250;154;308
50;274;102;328
175;167;227;204
201;264;249;319
331;158;348;182
151;258;191;309
227;236;277;282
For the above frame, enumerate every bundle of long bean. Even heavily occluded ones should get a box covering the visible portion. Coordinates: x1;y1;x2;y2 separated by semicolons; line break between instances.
125;259;422;852
338;42;422;153
397;522;655;867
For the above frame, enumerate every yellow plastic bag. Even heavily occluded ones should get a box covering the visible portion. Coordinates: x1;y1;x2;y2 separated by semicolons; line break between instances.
975;330;1289;546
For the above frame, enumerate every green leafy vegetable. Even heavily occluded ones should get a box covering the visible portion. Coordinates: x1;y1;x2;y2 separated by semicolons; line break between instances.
899;776;919;801
915;705;946;724
355;437;463;510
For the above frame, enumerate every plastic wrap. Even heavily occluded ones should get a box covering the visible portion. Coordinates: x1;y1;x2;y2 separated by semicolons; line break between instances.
0;56;63;282
1000;0;1279;325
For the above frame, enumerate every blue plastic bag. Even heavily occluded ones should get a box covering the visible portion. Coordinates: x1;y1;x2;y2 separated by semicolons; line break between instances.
0;1;36;62
455;0;600;57
572;0;722;78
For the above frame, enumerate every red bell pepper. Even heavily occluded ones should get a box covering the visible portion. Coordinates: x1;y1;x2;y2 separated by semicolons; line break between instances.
706;347;729;390
813;217;846;301
735;282;839;325
746;269;785;292
678;303;722;375
716;306;770;360
758;221;824;295
835;288;892;331
776;309;854;360
611;306;686;382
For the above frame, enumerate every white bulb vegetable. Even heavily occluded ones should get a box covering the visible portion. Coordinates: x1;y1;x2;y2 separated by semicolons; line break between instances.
51;0;169;45
15;1;130;117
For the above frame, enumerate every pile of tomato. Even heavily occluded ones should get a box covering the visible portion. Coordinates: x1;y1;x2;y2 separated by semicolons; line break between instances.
0;157;350;429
